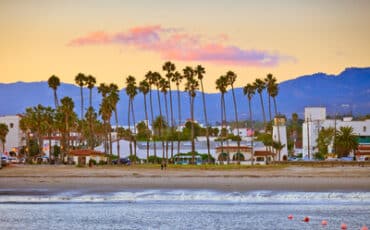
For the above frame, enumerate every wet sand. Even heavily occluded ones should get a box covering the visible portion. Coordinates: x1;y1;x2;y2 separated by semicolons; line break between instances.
1;165;370;194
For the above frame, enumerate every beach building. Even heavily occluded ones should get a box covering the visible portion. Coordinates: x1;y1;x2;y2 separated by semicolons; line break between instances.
253;150;275;165
272;116;288;161
302;107;370;159
215;146;252;164
65;149;107;165
0;115;25;154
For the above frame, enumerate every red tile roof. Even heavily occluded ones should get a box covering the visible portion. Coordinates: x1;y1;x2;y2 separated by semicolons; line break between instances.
68;149;106;156
254;151;275;156
215;146;251;152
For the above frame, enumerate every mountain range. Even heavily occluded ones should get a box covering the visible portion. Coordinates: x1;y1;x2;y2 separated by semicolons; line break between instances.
0;67;369;124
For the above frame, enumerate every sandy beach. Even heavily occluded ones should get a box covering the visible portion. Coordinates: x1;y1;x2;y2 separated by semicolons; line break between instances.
1;165;370;194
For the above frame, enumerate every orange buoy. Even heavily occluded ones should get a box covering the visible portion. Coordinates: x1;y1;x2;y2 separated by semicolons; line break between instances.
303;216;310;222
340;223;347;229
288;214;293;220
321;220;328;226
361;226;368;230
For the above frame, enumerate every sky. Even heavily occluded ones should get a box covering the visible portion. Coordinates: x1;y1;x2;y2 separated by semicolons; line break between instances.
1;0;369;92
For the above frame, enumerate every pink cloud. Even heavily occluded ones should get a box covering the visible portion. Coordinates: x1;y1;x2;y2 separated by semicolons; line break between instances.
68;25;293;67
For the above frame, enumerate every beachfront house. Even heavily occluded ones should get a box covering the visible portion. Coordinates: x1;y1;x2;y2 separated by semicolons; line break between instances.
65;149;108;165
355;145;370;161
253;151;275;165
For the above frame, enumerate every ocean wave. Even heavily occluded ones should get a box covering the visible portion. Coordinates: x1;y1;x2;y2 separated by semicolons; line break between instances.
0;190;370;203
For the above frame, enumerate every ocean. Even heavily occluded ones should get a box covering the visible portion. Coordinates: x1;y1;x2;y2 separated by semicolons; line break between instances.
0;190;369;230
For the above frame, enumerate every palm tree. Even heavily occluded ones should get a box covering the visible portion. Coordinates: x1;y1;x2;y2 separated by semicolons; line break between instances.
264;73;277;122
125;76;138;160
171;71;183;155
226;71;241;163
97;83;112;155
75;73;87;119
48;75;60;108
270;82;281;145
216;75;228;158
145;71;157;159
162;61;176;162
335;126;358;157
152;72;165;159
194;65;211;163
139;80;151;162
86;75;96;108
99;96;113;163
254;78;267;128
159;78;170;163
58;97;76;161
243;83;256;164
0;123;9;153
108;83;120;161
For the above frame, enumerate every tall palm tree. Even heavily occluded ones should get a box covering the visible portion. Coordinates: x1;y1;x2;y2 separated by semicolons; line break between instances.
270;83;281;145
97;83;111;154
265;73;277;122
139;80;150;161
254;78;267;128
159;78;170;163
162;61;176;162
48;75;60;108
171;71;183;155
125;76;138;160
184;66;199;164
243;83;256;164
194;65;211;163
108;83;120;161
226;71;241;163
216;75;228;159
86;75;96;108
58;97;76;161
145;71;157;159
75;73;87;119
152;72;165;159
99;96;113;163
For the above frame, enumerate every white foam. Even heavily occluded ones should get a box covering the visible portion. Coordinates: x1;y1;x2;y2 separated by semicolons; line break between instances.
1;190;370;203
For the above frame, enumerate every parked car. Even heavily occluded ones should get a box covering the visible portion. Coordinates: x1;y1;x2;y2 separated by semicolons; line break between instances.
9;157;19;164
112;158;131;165
357;156;370;162
1;155;10;166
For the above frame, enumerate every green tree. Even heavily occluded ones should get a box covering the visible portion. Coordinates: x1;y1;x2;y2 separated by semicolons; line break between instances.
86;75;96;108
316;127;334;160
184;66;199;164
48;75;60;108
162;61;176;162
335;126;358;157
243;83;256;163
254;78;267;128
108;83;120;161
0;123;9;153
125;76;138;159
195;64;211;163
75;73;88;119
171;71;183;156
138;79;151;161
159;77;170;163
264;73;277;121
215;75;228;157
145;71;157;158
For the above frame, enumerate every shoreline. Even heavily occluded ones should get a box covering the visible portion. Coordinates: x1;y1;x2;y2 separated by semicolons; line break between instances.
1;165;370;195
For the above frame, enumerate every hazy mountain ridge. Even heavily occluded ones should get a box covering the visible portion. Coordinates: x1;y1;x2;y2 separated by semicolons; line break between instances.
0;67;369;124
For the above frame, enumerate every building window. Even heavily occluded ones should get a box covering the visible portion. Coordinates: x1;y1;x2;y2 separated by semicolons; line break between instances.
10;123;14;128
364;126;367;132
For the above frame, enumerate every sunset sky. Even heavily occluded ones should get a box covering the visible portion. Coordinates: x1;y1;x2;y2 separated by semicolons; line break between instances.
1;0;369;92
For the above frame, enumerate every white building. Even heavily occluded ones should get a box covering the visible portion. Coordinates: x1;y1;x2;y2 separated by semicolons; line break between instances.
272;116;288;161
0;115;24;153
302;107;370;159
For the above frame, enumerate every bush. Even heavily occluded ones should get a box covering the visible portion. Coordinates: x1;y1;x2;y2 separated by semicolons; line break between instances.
147;156;162;164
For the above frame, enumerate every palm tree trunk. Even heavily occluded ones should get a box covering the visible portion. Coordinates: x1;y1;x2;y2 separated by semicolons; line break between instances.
127;100;132;157
156;88;165;160
200;80;211;164
176;85;181;156
54;90;59;108
131;99;137;162
143;95;150;162
190;96;195;164
108;122;112;164
231;85;240;163
220;94;224;163
149;89;157;159
164;93;169;164
80;86;84;119
114;109;120;161
248;98;254;165
268;95;272;122
273;96;281;158
168;84;174;163
259;92;266;129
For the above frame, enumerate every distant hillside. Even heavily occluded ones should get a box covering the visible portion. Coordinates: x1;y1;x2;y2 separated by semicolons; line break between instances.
0;67;369;124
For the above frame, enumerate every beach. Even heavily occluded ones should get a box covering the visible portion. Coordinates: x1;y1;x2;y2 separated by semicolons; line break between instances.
1;165;370;194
